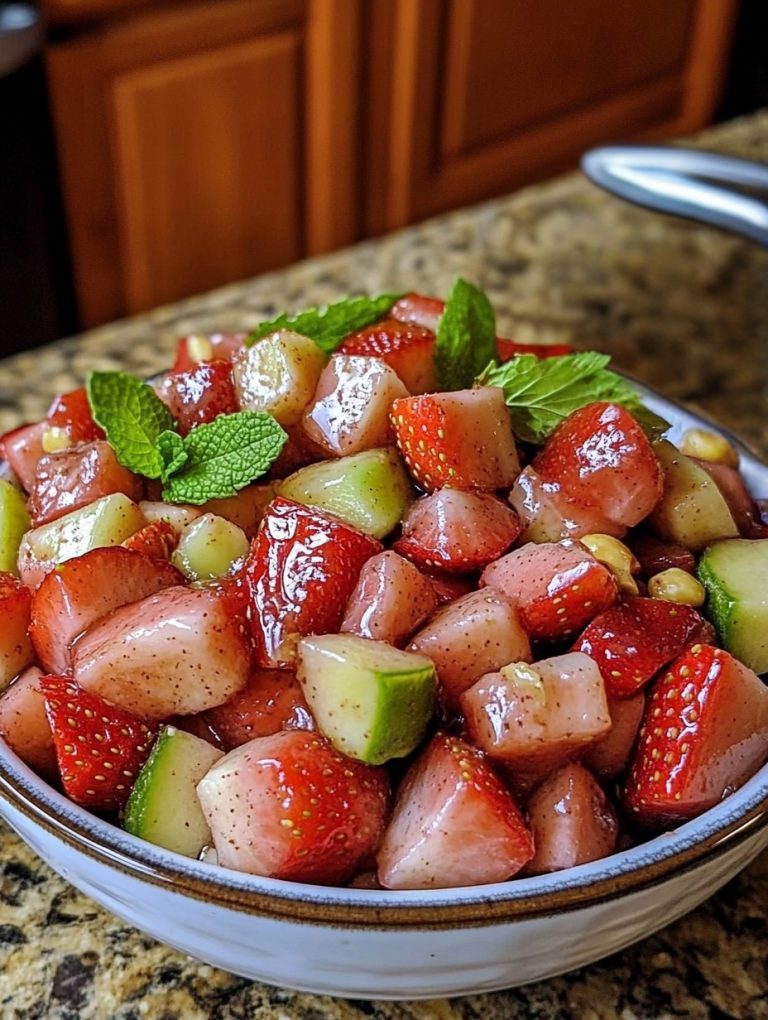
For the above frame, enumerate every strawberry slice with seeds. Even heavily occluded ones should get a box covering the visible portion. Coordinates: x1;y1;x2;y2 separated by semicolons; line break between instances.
572;596;715;698
157;359;238;436
245;497;383;667
482;540;619;641
390;388;520;492
624;644;768;828
395;489;521;573
41;675;156;812
122;520;178;560
338;319;437;394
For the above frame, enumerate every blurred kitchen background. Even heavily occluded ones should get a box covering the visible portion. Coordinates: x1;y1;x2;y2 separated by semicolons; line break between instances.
1;0;767;358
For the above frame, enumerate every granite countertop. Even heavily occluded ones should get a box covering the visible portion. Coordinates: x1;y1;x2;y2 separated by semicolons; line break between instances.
1;111;768;1019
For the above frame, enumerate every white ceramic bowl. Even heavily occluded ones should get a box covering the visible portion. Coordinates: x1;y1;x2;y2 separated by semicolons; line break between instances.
1;386;767;1000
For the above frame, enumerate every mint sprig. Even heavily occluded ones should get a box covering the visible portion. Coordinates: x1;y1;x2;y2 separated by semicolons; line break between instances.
87;371;287;502
247;293;403;355
87;371;176;479
478;352;670;444
435;278;497;390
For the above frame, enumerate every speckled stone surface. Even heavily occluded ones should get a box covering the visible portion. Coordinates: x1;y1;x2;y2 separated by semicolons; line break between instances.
1;112;768;1018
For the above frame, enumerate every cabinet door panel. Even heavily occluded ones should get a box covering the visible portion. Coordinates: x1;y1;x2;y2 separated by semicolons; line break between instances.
111;31;301;313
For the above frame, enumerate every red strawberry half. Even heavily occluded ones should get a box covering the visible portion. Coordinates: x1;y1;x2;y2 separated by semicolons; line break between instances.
395;489;521;573
624;644;768;828
572;596;715;698
338;319;437;394
41;675;156;812
245;497;382;667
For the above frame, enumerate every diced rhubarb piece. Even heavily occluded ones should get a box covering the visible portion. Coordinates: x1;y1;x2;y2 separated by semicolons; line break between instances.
1;421;46;492
341;551;438;647
302;354;408;457
29;546;183;675
509;466;623;543
408;588;531;710
172;332;246;372
28;440;144;528
572;596;714;698
482;540;619;641
0;573;33;691
0;667;57;777
395;490;520;573
584;692;645;780
232;330;327;427
45;388;104;446
157;359;238;435
390;387;520;493
18;493;146;589
461;652;611;774
205;669;315;750
245;497;382;667
624;644;768;828
197;730;389;884
533;402;663;530
72;585;251;719
338;319;437;394
526;762;619;874
41;675;156;812
377;732;534;889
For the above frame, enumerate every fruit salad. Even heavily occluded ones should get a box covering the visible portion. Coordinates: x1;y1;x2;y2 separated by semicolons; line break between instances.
1;280;767;890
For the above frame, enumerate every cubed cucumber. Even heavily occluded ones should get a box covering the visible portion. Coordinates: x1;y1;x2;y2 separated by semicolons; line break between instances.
650;440;738;550
172;513;249;580
697;539;768;673
297;634;436;765
278;447;413;539
0;479;30;574
123;725;224;857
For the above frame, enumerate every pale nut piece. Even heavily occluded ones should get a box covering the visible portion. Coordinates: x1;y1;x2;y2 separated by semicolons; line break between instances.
647;567;706;607
41;425;73;454
580;534;640;595
679;427;739;468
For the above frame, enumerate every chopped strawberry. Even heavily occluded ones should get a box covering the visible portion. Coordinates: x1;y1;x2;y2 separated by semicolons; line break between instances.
338;319;437;394
28;441;144;528
390;388;520;492
584;691;645;780
45;388;104;445
197;729;389;884
533;402;663;529
157;359;238;435
340;550;438;646
205;668;314;750
245;497;382;667
0;667;57;778
572;596;715;698
624;644;768;828
509;465;624;542
29;546;183;675
122;520;178;560
626;530;696;578
525;762;618;874
0;573;33;690
376;732;534;889
41;675;156;812
1;422;47;492
394;490;521;573
390;292;444;332
482;540;619;641
172;332;246;373
419;569;477;606
72;585;252;719
496;338;574;361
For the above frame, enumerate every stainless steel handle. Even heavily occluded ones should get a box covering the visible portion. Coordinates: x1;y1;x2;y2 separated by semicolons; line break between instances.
581;144;768;248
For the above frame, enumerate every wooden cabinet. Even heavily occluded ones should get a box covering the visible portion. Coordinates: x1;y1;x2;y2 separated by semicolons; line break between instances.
43;0;739;328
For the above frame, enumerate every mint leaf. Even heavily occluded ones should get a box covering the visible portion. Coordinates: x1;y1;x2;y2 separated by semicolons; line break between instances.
157;430;188;481
478;352;670;444
87;371;176;478
435;278;497;390
161;412;287;504
248;293;403;355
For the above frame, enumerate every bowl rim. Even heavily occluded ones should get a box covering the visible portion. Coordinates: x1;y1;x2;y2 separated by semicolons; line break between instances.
1;383;767;930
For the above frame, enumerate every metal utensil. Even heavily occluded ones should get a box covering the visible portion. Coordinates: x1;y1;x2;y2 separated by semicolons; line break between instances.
581;144;768;247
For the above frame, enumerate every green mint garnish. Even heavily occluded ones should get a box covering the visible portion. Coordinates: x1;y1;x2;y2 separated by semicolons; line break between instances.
247;293;403;355
435;278;497;390
157;430;188;480
478;351;670;444
161;411;287;504
87;371;176;479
